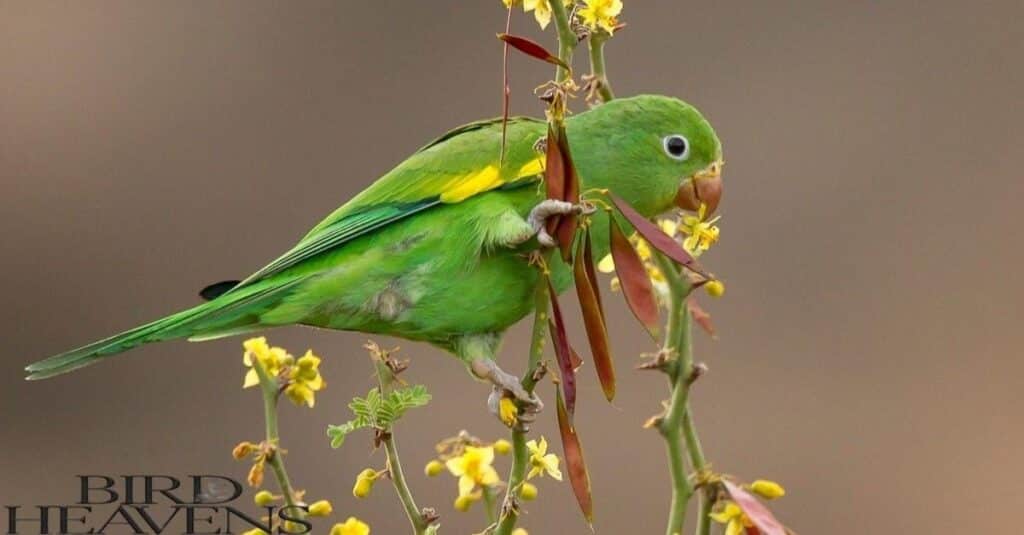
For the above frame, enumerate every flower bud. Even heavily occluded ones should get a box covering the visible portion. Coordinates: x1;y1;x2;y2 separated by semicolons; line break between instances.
247;461;265;488
352;469;377;498
307;500;333;517
253;490;275;507
749;479;785;499
493;439;513;455
424;460;445;477
519;482;538;501
232;441;256;460
453;494;474;512
705;280;725;298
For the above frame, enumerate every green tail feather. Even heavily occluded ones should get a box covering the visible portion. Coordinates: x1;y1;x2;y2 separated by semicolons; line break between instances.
25;277;306;380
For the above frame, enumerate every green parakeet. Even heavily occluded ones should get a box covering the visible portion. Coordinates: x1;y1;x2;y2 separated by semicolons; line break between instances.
26;94;722;413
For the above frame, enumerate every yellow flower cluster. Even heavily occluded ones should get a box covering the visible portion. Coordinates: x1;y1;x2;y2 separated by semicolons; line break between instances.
598;204;724;299
242;337;325;408
578;0;623;33
424;435;521;512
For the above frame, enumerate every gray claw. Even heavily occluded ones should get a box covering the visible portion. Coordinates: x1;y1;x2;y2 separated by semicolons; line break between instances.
527;199;584;248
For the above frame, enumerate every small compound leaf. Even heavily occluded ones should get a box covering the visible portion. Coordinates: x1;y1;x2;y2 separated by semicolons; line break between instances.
556;384;593;525
497;33;571;71
610;194;711;279
547;278;576;416
574;235;614;401
722;480;787;535
610;216;659;333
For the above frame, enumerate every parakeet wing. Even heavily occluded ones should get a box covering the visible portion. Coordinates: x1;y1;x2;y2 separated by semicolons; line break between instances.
233;116;547;288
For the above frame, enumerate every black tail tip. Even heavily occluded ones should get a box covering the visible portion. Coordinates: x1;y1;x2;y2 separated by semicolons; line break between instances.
199;280;241;301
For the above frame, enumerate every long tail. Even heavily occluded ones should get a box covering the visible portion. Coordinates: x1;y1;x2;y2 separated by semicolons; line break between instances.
25;278;305;380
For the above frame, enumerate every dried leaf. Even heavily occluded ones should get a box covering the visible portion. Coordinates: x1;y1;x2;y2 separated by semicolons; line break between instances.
547;278;576;417
609;216;659;333
555;383;593;524
722;480;787;535
496;33;571;71
542;123;579;260
610;194;711;279
574;232;614;401
688;298;717;338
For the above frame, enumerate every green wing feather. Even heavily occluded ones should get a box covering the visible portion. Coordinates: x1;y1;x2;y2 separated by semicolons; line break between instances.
26;115;546;379
233;116;546;287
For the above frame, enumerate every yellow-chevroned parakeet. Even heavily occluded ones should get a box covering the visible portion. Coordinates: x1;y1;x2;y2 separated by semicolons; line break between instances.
26;94;722;418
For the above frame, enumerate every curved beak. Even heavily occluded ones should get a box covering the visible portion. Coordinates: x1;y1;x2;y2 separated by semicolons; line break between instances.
675;160;723;214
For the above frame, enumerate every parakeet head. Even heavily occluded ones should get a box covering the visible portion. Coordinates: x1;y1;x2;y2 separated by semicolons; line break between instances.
567;94;723;217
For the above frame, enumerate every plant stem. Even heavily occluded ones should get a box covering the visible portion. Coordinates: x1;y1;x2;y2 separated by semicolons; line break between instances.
383;435;429;534
494;278;549;535
549;0;576;83
497;2;577;529
252;360;303;517
660;298;694;535
482;486;499;525
652;253;713;535
587;34;615;102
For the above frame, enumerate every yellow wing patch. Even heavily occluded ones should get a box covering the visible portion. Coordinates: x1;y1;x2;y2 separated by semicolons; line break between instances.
438;157;545;204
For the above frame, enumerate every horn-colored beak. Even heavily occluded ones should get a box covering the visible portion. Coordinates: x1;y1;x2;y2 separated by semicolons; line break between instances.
675;160;723;214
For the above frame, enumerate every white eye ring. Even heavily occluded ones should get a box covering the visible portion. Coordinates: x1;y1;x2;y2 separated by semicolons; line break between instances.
663;135;690;161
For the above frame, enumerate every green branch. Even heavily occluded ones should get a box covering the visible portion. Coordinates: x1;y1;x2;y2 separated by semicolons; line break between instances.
494;277;548;535
587;33;615;102
652;254;712;535
251;360;303;518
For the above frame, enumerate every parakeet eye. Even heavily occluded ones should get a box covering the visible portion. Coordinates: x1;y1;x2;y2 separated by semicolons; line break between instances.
663;135;690;160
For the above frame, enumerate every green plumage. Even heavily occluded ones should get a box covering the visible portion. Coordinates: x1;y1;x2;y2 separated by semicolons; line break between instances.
26;95;721;380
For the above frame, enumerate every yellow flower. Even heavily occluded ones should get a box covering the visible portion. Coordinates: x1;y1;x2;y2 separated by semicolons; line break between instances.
679;203;721;257
710;502;753;535
240;529;267;535
749;479;786;500
253;490;275;506
330;517;370;535
307;499;333;517
446;446;501;497
499;397;519;427
523;0;572;29
424;460;445;477
512;529;529;535
705;280;726;298
578;0;623;33
519;481;538;501
493;439;513;455
352;468;378;498
243;337;291;388
526;437;562;480
283;350;325;408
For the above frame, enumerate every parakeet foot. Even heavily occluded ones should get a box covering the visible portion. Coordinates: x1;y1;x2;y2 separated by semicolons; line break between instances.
471;358;543;429
525;200;594;248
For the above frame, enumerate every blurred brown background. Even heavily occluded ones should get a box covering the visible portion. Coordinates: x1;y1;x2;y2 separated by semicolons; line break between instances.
2;2;1021;533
